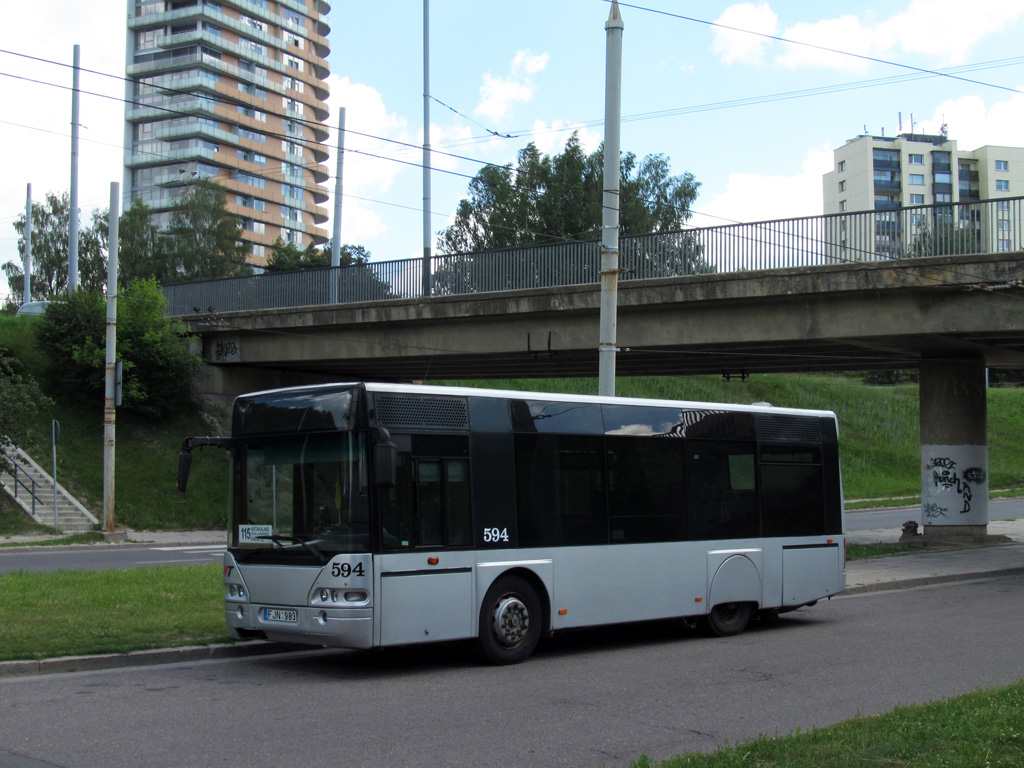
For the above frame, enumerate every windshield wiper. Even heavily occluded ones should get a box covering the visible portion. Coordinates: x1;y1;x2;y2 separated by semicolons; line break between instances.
254;534;328;564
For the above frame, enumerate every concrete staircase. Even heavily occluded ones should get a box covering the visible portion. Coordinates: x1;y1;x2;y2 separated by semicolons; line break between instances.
0;446;98;533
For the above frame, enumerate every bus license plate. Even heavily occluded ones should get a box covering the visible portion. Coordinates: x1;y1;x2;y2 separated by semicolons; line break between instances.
263;608;298;623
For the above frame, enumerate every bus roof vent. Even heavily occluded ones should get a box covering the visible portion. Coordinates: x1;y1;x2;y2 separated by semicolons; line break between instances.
374;394;470;430
755;413;821;442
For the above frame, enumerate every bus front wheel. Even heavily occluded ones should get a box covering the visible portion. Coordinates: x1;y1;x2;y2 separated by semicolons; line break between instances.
706;602;753;637
476;576;542;665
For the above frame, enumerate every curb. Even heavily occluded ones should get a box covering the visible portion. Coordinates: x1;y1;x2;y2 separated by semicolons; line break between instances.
842;566;1024;595
0;640;308;679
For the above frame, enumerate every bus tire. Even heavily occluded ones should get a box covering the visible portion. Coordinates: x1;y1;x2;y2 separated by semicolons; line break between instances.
476;576;541;665
706;602;753;637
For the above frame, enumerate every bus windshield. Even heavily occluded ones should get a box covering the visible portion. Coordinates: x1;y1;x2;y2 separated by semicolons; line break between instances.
233;431;370;557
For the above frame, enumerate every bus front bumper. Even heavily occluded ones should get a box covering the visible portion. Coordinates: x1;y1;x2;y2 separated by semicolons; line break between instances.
226;603;374;649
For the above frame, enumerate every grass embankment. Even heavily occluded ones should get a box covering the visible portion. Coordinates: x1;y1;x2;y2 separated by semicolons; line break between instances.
1;315;228;533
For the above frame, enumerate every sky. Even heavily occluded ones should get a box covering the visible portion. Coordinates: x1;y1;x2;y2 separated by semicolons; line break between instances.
3;0;1024;300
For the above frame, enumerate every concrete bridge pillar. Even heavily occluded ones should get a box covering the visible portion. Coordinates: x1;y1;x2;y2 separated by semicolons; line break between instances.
919;359;988;536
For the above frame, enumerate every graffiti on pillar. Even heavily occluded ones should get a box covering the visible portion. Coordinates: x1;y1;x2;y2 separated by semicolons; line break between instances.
922;503;948;520
925;456;986;515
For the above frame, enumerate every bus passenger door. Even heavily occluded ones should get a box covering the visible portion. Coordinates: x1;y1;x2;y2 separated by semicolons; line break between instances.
376;444;476;646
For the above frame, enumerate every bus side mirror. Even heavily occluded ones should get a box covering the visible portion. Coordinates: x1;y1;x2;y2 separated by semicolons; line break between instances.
177;449;193;493
373;428;397;488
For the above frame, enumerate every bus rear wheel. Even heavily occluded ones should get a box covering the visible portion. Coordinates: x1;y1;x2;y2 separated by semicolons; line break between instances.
706;602;753;637
476;576;541;665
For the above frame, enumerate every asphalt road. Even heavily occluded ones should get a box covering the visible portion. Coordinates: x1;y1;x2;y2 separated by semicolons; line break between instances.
1;574;1022;768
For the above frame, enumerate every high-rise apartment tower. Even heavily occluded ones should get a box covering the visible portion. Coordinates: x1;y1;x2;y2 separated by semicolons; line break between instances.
123;0;332;267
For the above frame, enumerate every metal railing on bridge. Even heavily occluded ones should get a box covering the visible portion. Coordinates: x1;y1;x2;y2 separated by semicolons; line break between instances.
163;197;1024;316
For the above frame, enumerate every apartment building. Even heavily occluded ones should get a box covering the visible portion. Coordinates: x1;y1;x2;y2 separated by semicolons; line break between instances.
823;133;1024;257
123;0;332;267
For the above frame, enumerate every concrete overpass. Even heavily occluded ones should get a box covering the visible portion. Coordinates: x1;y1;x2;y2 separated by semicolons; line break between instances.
183;251;1024;385
180;250;1024;540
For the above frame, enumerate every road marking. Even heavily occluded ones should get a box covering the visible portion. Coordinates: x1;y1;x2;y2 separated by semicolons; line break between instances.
151;544;225;551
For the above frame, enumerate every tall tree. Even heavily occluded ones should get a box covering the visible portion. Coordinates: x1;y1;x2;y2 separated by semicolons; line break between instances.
163;179;251;281
437;133;701;253
103;198;168;286
434;134;708;293
5;191;107;299
263;239;371;272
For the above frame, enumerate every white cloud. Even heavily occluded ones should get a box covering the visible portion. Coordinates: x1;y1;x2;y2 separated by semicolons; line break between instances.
775;16;874;74
323;76;415;242
914;90;1024;150
530;120;601;156
694;144;832;225
876;0;1024;64
474;50;549;123
711;3;778;65
712;1;1024;72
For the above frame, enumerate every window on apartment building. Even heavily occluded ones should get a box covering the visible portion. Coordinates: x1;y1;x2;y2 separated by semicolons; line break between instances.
996;160;1009;172
282;140;304;158
997;179;1010;191
238;82;267;100
998;219;1010;231
237;106;267;122
909;174;924;185
935;193;952;203
236;195;266;212
934;172;952;184
998;239;1012;251
838;161;846;172
251;244;266;260
910;194;925;205
838;180;846;192
908;154;923;165
839;200;847;212
285;55;304;71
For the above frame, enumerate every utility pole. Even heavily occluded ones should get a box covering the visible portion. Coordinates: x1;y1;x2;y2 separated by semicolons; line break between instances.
598;1;623;397
421;0;432;297
331;107;345;268
103;182;120;534
23;184;32;306
69;44;81;294
330;107;346;305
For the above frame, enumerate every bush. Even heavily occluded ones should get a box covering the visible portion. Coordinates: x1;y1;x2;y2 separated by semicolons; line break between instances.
35;280;200;418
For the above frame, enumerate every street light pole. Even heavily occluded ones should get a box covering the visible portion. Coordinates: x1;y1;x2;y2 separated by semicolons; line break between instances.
598;1;623;397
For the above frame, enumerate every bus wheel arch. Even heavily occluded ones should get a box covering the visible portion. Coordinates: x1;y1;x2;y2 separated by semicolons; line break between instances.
476;573;545;665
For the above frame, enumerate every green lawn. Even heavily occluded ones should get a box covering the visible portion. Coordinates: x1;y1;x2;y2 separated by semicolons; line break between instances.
0;565;228;661
633;680;1024;767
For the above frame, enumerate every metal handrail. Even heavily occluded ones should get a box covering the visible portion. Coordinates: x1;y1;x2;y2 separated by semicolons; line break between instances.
7;461;41;517
163;196;1024;316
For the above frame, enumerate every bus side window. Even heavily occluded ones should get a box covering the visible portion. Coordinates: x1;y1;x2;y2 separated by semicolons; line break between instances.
515;434;607;547
687;440;759;540
606;436;688;543
760;447;824;537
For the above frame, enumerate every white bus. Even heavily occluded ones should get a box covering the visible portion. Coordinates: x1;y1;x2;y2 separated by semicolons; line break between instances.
178;382;845;664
